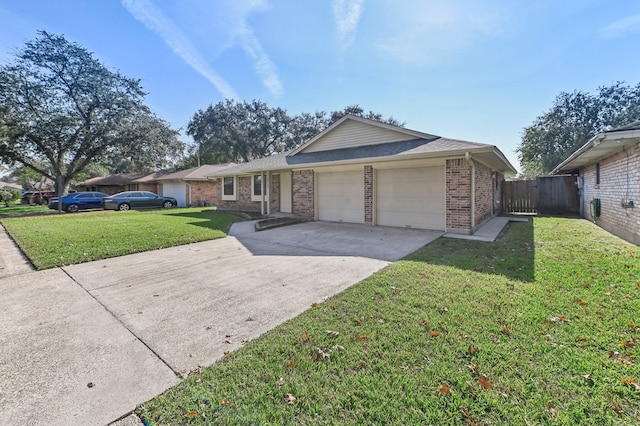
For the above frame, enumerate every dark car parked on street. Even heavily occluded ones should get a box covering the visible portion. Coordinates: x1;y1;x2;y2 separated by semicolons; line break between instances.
102;191;177;211
48;192;109;212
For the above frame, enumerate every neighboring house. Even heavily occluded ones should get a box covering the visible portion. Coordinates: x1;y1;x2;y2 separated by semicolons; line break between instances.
209;115;516;234
551;120;640;245
145;164;235;207
82;173;159;195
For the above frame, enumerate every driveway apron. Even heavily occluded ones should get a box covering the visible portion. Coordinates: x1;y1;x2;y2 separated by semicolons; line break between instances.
0;221;441;425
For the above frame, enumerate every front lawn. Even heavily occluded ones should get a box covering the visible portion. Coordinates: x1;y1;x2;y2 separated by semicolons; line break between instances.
0;203;52;217
1;208;241;269
138;217;639;425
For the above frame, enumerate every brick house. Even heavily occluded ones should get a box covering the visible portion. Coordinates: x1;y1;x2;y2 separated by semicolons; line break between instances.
145;164;235;207
552;120;640;245
209;115;516;234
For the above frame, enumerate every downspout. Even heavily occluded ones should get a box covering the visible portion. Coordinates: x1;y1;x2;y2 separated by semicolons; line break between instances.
186;182;192;207
465;152;475;231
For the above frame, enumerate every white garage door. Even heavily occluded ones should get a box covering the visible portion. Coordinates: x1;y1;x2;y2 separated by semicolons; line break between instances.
376;167;445;230
317;171;364;223
162;183;187;207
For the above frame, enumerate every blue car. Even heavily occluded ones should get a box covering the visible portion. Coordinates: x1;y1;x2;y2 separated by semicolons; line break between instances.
48;192;109;213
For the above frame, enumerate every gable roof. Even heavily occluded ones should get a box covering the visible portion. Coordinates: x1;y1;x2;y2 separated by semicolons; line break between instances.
289;115;439;155
551;120;640;174
82;173;152;186
148;164;235;182
209;115;516;177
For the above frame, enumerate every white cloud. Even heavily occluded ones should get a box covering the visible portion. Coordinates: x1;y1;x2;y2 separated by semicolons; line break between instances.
122;0;283;99
228;1;284;98
375;1;506;66
332;0;365;52
121;0;239;100
599;14;640;39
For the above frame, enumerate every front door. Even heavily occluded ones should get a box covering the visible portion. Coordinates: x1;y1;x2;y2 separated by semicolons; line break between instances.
280;173;292;213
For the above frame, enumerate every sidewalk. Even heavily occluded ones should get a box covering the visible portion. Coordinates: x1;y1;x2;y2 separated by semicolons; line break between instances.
0;223;34;278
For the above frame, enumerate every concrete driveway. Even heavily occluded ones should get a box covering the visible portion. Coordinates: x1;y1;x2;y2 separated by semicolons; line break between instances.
0;221;442;425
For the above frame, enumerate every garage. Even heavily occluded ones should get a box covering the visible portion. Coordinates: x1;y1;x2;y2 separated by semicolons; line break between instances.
376;166;445;230
161;182;187;207
317;171;364;223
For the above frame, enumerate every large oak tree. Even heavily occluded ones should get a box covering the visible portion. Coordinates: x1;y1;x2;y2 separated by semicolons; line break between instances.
517;81;640;177
0;31;184;195
186;100;403;165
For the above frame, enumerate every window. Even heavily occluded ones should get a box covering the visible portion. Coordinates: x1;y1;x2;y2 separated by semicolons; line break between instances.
128;183;139;191
251;174;267;201
595;162;600;186
222;176;236;201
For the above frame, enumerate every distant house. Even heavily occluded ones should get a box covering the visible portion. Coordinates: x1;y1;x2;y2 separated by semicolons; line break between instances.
81;173;159;195
209;115;516;234
145;164;235;207
552;120;640;245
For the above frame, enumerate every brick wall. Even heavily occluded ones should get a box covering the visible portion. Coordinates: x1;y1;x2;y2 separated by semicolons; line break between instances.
293;170;314;218
364;165;373;224
186;180;218;206
270;174;280;213
581;144;640;245
446;158;472;231
475;162;493;225
216;174;282;213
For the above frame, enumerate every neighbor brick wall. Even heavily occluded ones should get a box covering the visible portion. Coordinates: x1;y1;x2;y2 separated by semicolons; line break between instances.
186;180;218;206
364;165;373;224
293;169;314;219
475;162;493;226
581;143;640;245
446;158;472;231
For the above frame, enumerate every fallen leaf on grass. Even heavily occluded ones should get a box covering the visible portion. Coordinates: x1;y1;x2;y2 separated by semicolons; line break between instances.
358;334;368;340
285;394;296;405
609;351;635;365
621;378;640;391
577;300;587;306
311;302;318;307
326;330;339;336
468;363;479;374
545;401;557;416
302;332;310;343
502;326;511;336
467;344;479;356
430;331;439;337
621;340;636;348
185;411;198;418
460;405;475;425
479;375;493;390
276;378;285;388
611;402;623;414
317;347;331;359
218;399;232;406
438;383;451;395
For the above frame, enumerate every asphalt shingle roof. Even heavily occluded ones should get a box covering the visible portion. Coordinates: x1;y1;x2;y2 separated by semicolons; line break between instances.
211;136;493;176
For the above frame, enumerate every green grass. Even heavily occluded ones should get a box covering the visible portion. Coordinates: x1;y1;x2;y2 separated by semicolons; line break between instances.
0;203;52;217
1;208;241;269
137;217;640;425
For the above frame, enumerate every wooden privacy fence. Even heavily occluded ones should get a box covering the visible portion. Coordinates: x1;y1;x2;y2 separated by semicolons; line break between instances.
503;176;580;215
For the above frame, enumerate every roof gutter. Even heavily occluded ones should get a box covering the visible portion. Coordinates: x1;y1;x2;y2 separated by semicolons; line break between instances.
551;133;605;175
208;146;513;177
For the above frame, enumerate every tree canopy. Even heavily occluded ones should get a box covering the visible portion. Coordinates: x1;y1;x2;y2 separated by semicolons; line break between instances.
517;81;640;177
0;31;184;194
185;100;404;165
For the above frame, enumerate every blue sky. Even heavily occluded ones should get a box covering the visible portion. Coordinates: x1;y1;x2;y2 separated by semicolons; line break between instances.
2;0;640;173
